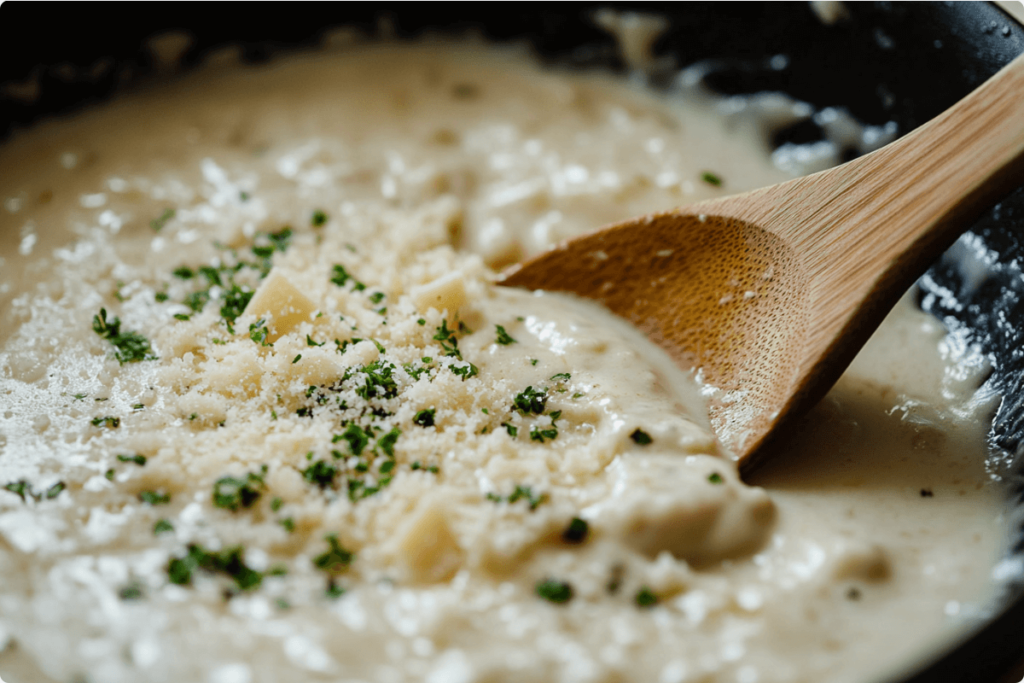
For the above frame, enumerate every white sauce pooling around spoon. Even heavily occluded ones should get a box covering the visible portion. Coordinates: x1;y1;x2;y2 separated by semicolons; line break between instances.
0;40;1010;683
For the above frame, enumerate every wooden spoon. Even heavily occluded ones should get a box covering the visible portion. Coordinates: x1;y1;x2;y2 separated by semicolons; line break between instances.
501;53;1024;475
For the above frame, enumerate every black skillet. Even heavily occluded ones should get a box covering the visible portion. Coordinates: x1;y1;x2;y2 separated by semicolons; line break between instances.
1;3;1023;681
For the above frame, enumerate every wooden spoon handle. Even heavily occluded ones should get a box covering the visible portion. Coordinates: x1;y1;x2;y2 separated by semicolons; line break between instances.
708;52;1024;302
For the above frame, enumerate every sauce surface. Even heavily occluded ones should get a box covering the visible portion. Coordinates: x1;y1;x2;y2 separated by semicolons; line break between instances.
0;41;1007;683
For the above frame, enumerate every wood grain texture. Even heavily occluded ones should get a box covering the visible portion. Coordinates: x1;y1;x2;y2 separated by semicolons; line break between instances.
502;53;1024;474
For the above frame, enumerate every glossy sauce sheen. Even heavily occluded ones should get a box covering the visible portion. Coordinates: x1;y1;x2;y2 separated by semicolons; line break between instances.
0;42;1007;683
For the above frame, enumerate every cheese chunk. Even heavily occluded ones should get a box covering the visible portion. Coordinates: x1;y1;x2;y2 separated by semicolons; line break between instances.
244;270;318;342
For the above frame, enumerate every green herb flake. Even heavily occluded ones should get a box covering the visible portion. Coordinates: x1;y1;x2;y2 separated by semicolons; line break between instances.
708;472;724;484
635;586;659;608
154;519;174;535
311;209;328;227
302;460;338;488
306;334;324;347
104;469;116;481
337;423;370;456
701;171;723;187
502;422;518;438
630;429;653;445
249;318;272;346
450;361;479;381
173;266;195;280
139;490;171;505
368;291;386;305
563;517;589;544
377;427;401;457
212;472;265;511
91;416;121;429
279;517;296;533
495;325;517;346
267;227;293;253
117;454;147;466
417;318;426;326
219;284;254;324
92;308;157;364
530;358;538;366
292;354;302;364
550;372;571;382
271;496;283;512
512;386;548;415
167;544;265;591
433;319;462;359
413;409;436;427
119;582;144;601
530;425;558;443
149;208;175;232
330;264;366;290
313;534;355;575
536;579;573;604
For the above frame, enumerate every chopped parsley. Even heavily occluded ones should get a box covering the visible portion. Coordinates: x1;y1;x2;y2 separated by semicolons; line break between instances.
249;318;272;346
139;490;171;505
167;544;265;591
119;582;144;601
279;517;296;533
267;227;293;252
635;587;659;607
330;264;366;290
701;171;723;187
313;534;355;575
449;361;479;381
501;422;518;438
311;209;328;227
212;470;266;511
562;517;589;544
219;284;254;323
306;334;324;347
512;386;548;415
549;373;571;382
377;427;401;457
433;319;462;358
495;325;517;345
92;308;157;364
630;429;653;445
302;460;338;489
353;360;399;399
2;479;65;503
153;519;174;535
536;579;573;604
292;354;302;364
413;408;436;427
708;472;724;484
173;267;195;279
173;313;191;321
337;423;370;456
116;454;147;466
91;416;120;428
368;291;386;305
488;484;547;510
529;425;558;443
149;208;175;232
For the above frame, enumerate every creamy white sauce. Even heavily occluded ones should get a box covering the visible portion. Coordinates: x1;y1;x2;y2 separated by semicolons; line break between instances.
0;40;1008;683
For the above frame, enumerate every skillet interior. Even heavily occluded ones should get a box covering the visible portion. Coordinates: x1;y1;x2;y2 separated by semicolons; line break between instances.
1;3;1023;681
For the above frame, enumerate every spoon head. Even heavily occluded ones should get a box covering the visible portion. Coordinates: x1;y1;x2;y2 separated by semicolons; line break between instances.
501;211;809;470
